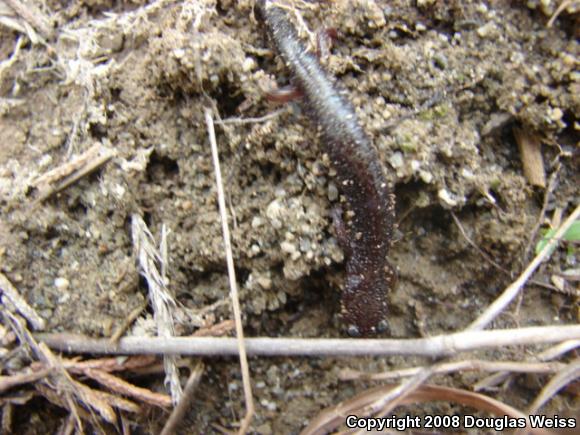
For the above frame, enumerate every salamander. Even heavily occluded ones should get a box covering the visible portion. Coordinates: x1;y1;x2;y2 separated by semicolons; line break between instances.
258;1;396;336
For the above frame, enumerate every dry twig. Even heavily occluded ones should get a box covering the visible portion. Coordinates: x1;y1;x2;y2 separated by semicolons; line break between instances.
0;367;52;393
192;319;235;337
109;298;149;344
32;142;116;203
82;368;171;408
36;324;580;357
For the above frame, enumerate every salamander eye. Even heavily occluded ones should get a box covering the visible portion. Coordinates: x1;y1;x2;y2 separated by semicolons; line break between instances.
347;325;361;337
377;319;389;334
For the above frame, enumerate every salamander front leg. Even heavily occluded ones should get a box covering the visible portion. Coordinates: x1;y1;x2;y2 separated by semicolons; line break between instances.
265;85;303;103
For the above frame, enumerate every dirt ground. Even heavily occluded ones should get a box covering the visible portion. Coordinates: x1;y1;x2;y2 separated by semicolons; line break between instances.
0;0;578;433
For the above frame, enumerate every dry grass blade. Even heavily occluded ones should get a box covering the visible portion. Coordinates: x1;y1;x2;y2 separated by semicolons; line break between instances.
538;339;580;360
356;366;435;432
205;108;254;434
0;272;45;330
215;108;286;125
467;204;580;331
302;384;552;435
547;0;580;27
527;359;580;415
474;339;579;391
339;359;567;381
131;215;182;404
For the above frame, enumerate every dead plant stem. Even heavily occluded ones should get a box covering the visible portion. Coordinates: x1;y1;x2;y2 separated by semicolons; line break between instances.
205;108;254;434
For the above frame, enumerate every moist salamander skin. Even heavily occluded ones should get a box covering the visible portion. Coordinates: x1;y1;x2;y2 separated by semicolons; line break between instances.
259;1;396;336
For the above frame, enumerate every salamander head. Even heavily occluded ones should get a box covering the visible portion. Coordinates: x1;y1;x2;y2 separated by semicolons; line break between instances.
340;269;395;337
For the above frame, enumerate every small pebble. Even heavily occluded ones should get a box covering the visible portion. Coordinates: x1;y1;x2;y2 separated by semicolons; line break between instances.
477;22;496;38
54;277;69;290
389;151;404;169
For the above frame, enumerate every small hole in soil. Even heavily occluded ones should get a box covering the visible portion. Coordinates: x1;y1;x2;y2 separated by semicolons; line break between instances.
146;151;179;182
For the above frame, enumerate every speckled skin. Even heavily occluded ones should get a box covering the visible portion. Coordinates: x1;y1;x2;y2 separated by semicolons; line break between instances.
260;2;396;336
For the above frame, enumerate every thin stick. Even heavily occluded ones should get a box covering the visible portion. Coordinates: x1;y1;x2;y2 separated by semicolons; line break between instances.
205;108;254;434
214;108;286;125
82;368;171;408
452;212;558;292
339;359;567;381
32;143;116;203
451;212;509;275
35;324;580;357
0;272;46;330
192;319;235;337
109;298;149;344
467;205;580;331
160;363;204;435
0;367;53;393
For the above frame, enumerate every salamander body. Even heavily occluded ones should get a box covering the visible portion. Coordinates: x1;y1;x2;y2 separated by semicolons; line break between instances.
259;1;396;336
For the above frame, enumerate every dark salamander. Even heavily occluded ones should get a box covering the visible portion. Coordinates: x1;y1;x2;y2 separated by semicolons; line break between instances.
259;1;396;336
